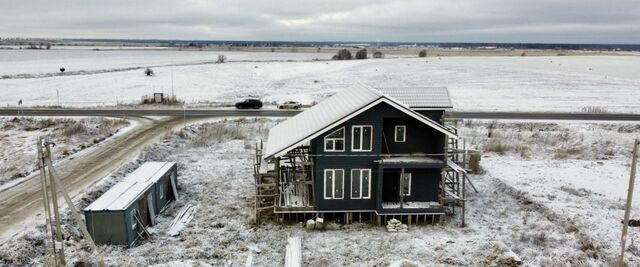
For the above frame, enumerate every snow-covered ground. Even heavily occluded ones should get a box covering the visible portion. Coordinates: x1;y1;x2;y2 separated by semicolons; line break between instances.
2;119;638;266
0;117;128;187
1;50;639;112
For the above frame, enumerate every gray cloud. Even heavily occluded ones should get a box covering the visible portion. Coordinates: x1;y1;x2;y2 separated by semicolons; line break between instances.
1;0;638;43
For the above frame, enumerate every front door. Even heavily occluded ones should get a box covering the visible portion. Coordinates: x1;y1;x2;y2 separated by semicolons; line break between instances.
382;170;400;203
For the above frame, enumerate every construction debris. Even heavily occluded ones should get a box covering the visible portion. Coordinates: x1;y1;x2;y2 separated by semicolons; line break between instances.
168;204;197;236
386;218;408;232
305;219;315;230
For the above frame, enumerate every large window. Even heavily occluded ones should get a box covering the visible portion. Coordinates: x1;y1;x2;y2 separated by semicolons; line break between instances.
401;173;412;196
395;125;406;142
324;127;345;152
324;169;344;199
351;169;371;199
352;126;372;151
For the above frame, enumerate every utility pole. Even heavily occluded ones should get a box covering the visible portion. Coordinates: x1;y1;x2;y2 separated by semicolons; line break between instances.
37;137;105;267
619;139;640;266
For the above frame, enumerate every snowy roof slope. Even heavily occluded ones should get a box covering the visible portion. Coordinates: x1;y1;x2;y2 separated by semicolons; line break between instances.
264;85;382;158
377;87;452;108
85;162;176;211
264;85;457;159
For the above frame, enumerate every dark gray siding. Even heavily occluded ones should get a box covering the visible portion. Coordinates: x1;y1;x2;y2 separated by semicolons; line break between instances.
84;210;127;245
311;102;446;211
382;118;445;156
415;110;445;124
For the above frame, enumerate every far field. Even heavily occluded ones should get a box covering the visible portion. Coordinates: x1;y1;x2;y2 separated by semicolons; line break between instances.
0;49;639;113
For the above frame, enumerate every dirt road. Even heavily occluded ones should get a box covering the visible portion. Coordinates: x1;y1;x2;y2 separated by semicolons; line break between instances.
0;116;188;243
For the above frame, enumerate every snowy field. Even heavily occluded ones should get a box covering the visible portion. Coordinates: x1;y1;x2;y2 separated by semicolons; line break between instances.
2;119;639;266
0;117;128;187
0;49;639;112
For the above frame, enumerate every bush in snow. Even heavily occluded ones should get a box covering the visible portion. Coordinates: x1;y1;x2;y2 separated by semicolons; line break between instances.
217;54;227;63
372;51;383;58
332;49;352;60
418;49;427;57
145;68;154;76
355;49;367;59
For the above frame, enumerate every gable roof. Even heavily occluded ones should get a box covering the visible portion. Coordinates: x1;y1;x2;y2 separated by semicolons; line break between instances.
377;86;452;109
84;162;175;211
264;85;457;159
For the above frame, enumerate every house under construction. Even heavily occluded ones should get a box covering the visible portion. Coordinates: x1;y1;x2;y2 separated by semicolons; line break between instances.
254;85;476;226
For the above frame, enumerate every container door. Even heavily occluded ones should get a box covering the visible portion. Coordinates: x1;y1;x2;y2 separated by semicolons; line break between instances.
147;194;156;225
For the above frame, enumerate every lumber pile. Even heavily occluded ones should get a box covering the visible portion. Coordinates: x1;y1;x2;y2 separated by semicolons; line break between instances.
386;218;408;232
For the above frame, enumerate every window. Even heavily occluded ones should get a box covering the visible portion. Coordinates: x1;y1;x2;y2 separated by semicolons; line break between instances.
324;169;344;199
324;127;345;152
401;173;412;196
352;126;372;151
351;169;371;199
395;125;406;142
130;210;137;230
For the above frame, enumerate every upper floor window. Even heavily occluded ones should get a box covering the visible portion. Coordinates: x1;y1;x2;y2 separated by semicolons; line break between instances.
324;169;344;199
395;125;406;142
351;169;371;199
324;127;345;152
352;126;372;151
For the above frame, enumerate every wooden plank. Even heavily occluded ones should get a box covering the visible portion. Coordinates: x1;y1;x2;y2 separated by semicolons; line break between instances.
285;236;302;267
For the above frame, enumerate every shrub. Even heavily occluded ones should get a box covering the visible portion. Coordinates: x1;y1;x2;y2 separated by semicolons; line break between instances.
144;68;154;76
581;106;608;113
372;51;383;58
332;49;352;60
355;49;367;59
484;140;509;154
418;49;427;57
217;54;227;63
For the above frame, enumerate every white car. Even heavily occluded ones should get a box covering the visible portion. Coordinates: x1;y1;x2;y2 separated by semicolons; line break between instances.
278;101;302;109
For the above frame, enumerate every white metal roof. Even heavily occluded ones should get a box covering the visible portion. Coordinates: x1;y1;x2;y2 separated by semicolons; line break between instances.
84;162;176;211
377;87;452;109
264;85;457;159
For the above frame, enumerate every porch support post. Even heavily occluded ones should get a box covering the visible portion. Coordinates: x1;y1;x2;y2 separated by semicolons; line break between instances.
400;168;405;209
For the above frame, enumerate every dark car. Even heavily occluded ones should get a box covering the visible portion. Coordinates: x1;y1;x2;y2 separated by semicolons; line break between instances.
235;99;263;109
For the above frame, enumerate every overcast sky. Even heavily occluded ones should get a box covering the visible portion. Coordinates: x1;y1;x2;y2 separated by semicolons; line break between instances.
1;0;639;44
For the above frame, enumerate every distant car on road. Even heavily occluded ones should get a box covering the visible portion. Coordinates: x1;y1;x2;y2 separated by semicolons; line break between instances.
235;99;263;109
278;101;302;110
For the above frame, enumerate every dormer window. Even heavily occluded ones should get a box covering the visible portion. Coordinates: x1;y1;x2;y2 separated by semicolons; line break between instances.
324;127;345;152
395;125;406;142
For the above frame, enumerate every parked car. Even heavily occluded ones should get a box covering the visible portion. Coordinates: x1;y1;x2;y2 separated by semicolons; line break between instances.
278;101;302;109
235;99;263;109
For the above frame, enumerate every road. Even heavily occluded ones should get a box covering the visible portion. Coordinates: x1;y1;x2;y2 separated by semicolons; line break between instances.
1;108;640;121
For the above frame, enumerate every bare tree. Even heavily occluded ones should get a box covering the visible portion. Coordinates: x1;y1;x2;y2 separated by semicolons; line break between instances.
418;49;427;57
355;49;367;59
217;54;227;63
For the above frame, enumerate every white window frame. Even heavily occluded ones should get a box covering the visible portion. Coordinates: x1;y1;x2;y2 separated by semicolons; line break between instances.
350;169;372;199
323;169;345;199
324;127;345;152
394;125;406;143
351;125;373;152
401;173;412;196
